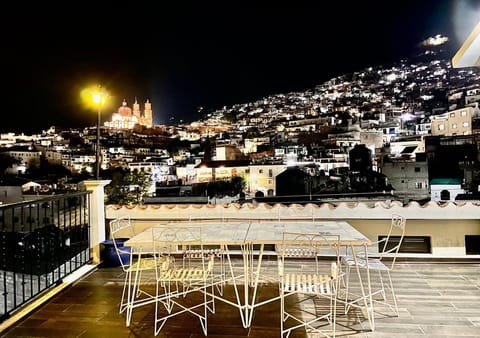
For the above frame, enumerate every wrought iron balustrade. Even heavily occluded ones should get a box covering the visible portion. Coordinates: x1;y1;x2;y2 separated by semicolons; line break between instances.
0;191;92;322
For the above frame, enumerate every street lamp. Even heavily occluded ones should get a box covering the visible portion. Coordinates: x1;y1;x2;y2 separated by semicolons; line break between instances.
91;86;108;180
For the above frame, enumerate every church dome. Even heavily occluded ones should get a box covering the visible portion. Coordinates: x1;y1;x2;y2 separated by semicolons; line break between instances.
118;99;132;116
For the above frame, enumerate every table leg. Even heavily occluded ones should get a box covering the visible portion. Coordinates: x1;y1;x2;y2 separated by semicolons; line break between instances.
246;243;265;326
223;245;248;327
350;244;375;331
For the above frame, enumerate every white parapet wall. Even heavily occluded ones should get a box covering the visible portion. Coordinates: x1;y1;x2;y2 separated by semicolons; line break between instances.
105;200;480;259
106;200;480;221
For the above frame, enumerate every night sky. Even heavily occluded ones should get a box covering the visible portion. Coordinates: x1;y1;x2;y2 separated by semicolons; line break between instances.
2;1;479;134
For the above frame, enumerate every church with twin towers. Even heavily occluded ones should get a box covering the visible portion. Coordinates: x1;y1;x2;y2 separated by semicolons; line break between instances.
104;98;153;129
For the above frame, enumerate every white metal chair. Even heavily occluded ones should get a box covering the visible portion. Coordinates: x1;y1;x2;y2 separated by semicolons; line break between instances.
109;217;162;327
186;217;226;296
278;232;341;338
341;213;406;328
152;226;216;336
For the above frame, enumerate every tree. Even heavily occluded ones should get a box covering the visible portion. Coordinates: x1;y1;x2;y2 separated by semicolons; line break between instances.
0;153;20;175
221;110;238;123
205;176;246;198
245;127;261;138
231;176;245;195
104;167;152;205
26;156;71;179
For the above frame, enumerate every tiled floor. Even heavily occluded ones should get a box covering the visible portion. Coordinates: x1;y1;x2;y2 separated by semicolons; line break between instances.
2;259;480;337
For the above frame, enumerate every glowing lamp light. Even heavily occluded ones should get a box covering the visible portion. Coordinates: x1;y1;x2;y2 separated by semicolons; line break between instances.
81;85;109;180
92;92;107;106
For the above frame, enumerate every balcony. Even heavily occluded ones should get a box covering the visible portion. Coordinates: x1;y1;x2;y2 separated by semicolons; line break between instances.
1;180;479;336
2;259;480;337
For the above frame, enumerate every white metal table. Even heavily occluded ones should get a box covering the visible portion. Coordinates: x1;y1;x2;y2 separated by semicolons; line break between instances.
124;220;374;330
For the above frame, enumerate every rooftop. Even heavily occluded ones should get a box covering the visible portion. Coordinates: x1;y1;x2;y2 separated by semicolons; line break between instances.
2;258;480;337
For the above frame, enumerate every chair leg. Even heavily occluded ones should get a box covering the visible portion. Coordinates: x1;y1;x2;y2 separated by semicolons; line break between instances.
279;287;288;338
126;267;142;327
199;286;209;336
205;277;216;314
125;269;134;327
343;264;351;314
119;271;129;314
136;268;144;298
332;280;338;337
215;253;225;296
386;271;399;316
153;312;168;336
281;293;337;338
377;270;387;302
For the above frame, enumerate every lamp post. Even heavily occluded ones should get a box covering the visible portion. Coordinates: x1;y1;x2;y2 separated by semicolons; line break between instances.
91;86;107;180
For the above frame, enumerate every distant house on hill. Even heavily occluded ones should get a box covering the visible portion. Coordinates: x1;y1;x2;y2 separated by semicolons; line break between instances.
430;178;464;202
22;181;41;193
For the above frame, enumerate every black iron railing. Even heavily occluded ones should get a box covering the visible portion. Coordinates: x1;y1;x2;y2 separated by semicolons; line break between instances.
0;192;91;322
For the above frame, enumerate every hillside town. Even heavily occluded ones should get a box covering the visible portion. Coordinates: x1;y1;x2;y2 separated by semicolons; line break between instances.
1;43;479;205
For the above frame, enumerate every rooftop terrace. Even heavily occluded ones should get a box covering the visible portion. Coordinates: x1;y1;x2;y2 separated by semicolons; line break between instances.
2;258;480;337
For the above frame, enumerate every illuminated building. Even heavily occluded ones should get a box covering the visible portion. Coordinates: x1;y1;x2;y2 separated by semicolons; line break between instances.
105;98;153;129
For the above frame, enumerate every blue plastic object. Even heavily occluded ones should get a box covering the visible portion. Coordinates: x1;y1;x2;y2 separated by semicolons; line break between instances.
101;238;130;267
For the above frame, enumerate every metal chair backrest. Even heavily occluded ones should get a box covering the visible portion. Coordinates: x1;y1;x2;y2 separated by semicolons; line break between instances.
109;216;135;271
279;232;341;279
379;213;407;268
152;226;214;280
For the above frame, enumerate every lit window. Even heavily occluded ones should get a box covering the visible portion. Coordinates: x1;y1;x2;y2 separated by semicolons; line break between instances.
452;123;457;129
450;113;455;118
438;124;445;130
463;122;469;127
415;182;423;189
461;110;467;116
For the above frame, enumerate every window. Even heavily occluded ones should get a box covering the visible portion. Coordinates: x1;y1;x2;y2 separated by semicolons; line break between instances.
463;122;469;127
461;110;467;116
450;112;455;118
268;169;273;177
415;182;423;189
465;235;480;254
438;124;445;130
452;123;457;129
259;169;263;174
414;167;421;172
378;236;431;253
268;179;272;184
